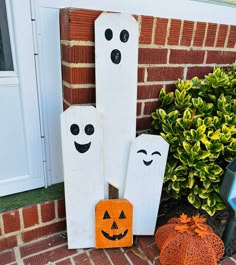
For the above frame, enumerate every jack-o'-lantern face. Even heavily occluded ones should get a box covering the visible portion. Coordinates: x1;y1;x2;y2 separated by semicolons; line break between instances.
95;199;133;248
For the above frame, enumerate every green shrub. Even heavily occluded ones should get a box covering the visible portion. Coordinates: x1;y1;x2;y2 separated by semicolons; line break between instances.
151;65;236;216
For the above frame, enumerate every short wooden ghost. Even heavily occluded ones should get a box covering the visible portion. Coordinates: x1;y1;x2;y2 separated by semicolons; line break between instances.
60;106;104;248
124;134;169;235
95;13;139;198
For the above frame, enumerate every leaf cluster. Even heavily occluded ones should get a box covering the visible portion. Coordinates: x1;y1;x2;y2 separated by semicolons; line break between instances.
151;65;236;216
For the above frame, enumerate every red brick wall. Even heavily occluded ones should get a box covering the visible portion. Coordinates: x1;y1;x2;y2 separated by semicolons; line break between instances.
60;8;236;132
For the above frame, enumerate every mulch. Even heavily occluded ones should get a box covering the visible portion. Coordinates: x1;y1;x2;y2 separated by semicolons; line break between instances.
156;195;236;257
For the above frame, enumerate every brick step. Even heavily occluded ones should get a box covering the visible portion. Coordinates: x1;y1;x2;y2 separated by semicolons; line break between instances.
0;199;66;253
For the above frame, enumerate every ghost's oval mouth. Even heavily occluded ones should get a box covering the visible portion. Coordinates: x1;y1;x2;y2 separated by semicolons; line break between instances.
101;229;128;241
74;141;91;153
110;49;121;64
143;160;153;166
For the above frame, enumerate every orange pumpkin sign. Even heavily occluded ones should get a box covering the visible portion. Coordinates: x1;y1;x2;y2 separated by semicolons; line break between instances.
95;199;133;248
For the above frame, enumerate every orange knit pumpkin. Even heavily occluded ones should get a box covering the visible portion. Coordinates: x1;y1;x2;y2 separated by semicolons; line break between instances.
155;213;224;265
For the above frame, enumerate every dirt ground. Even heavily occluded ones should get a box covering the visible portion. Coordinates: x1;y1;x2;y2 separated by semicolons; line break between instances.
156;195;236;257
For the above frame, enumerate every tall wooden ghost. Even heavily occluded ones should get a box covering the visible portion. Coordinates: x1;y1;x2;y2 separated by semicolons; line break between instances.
95;13;139;198
60;106;104;248
124;134;169;235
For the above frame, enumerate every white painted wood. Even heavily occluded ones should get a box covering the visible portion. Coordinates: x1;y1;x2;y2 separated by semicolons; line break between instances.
95;13;139;198
61;106;104;248
124;134;169;235
38;0;236;25
36;6;64;185
0;0;44;196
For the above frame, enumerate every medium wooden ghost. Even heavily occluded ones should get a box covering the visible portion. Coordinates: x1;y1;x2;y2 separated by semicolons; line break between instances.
60;106;104;248
124;134;169;235
95;13;139;198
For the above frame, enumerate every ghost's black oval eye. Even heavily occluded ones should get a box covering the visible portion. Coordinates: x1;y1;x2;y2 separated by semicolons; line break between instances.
85;124;95;135
120;29;129;43
70;124;80;135
105;28;113;41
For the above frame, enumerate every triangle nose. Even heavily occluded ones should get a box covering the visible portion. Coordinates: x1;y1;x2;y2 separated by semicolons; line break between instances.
111;221;118;230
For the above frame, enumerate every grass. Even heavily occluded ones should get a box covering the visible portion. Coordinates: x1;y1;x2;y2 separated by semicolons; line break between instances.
0;182;64;213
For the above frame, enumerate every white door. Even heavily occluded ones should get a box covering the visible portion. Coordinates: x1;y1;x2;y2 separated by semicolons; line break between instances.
0;0;45;196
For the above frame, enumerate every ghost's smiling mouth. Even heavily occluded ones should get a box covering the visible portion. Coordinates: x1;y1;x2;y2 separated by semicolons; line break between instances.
74;141;91;153
143;160;153;166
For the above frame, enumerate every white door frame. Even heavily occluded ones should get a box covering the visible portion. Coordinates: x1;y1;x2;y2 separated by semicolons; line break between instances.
0;0;45;196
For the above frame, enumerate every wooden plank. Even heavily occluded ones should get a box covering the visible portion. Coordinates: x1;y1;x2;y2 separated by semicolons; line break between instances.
124;134;169;235
95;199;133;248
95;13;139;198
109;183;119;199
60;106;104;248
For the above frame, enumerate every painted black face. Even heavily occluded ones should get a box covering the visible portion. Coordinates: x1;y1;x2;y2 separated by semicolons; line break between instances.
137;149;161;166
70;123;94;153
101;210;128;241
104;28;130;65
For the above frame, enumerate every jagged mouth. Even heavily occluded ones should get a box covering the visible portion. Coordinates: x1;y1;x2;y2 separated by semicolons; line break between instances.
74;141;91;153
101;229;128;241
143;160;153;166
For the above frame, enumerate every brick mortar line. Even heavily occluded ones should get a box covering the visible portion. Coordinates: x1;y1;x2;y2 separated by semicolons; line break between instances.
224;25;231;49
138;81;176;86
62;61;95;68
165;18;171;47
18;208;24;232
37;203;42;224
63;81;95;89
137;15;142;39
61;40;94;46
20;231;67;248
55;200;59;219
183;66;188;80
202;22;208;48
104;249;115;265
138;41;236;50
63;99;72;106
124;251;134;265
139;99;159;103
14;246;23;265
138;63;234;68
0;211;4;234
0;217;66;240
20;242;70;259
144;68;148;83
140;102;145;116
63;80;175;88
190;21;198;47
59;41;236;52
178;20;184;46
85;249;96;265
214;24;220;48
137;113;153;119
151;17;157;45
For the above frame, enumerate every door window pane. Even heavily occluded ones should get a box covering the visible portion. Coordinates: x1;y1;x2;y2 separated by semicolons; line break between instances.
0;0;13;71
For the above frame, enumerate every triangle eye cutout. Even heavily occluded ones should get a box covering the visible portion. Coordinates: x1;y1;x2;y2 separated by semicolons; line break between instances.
103;210;111;219
119;210;126;219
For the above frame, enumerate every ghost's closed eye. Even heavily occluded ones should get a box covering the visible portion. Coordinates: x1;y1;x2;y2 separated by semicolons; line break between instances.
152;151;161;156
137;149;147;155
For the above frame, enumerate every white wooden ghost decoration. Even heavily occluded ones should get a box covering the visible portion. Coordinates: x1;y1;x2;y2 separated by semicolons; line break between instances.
95;13;139;198
60;106;104;248
124;134;169;235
